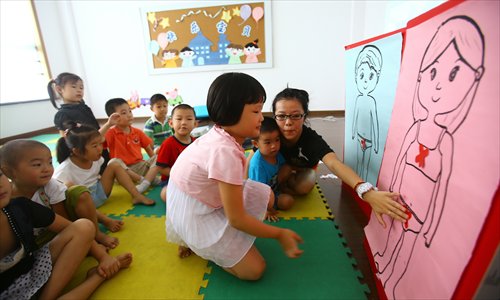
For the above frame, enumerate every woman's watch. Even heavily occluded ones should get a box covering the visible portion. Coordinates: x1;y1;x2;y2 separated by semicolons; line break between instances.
355;182;378;199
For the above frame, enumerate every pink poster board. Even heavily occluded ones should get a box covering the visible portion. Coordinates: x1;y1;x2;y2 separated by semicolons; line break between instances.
364;1;500;299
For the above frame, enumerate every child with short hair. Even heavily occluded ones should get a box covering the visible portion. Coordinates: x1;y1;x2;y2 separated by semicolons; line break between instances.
156;104;197;203
0;139;121;249
248;116;294;213
0;168;132;299
166;72;303;279
104;98;160;196
144;93;173;153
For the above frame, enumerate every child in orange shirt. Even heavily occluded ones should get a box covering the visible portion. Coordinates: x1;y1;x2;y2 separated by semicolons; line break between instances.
104;98;159;199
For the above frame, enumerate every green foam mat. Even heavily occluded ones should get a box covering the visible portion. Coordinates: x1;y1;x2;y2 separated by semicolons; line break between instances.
123;185;166;217
200;218;369;300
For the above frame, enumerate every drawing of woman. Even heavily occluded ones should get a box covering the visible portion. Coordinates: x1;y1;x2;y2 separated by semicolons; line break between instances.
374;15;485;298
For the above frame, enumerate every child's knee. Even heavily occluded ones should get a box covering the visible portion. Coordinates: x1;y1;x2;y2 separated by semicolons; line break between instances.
242;259;266;281
278;194;294;210
160;186;167;202
109;158;127;169
72;218;96;241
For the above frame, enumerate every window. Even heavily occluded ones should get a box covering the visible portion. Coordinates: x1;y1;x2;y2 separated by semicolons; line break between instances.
0;0;50;105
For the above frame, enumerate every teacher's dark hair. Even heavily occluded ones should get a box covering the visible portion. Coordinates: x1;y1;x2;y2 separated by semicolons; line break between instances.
272;88;310;118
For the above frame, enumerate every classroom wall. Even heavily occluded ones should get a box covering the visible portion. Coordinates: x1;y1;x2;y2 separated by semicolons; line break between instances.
1;0;412;138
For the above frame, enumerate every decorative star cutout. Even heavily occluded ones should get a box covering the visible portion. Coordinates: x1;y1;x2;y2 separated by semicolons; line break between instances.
159;17;170;29
147;12;156;24
221;10;232;23
232;7;240;17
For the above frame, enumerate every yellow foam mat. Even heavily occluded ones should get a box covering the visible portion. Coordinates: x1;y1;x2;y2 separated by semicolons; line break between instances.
97;185;134;216
278;184;333;220
66;215;209;299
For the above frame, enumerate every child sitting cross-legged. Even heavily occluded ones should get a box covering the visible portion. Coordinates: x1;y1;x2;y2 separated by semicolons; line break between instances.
104;98;160;199
248;116;294;217
0;139;122;249
156;104;197;204
54;122;155;210
0;167;132;299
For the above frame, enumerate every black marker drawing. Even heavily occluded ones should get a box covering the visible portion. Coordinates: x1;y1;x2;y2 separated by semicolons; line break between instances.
373;16;485;299
352;45;382;181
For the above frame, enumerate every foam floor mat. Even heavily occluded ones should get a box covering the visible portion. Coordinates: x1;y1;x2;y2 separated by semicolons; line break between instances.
200;218;369;300
66;215;209;300
28;134;369;299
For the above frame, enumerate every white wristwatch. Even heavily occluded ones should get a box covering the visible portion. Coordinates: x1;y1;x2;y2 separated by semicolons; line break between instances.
356;182;378;199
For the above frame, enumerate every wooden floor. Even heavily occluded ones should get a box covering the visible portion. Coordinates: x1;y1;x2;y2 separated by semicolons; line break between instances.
308;116;379;300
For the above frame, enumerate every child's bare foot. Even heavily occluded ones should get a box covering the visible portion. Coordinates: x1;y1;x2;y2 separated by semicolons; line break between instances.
178;246;193;258
101;218;124;233
87;253;132;279
132;195;155;206
116;252;133;269
96;231;119;249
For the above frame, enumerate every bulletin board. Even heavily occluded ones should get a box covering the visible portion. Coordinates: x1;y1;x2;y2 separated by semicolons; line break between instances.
142;1;272;74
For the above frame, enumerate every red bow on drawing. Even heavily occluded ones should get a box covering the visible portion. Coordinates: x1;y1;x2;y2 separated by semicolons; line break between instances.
415;144;429;168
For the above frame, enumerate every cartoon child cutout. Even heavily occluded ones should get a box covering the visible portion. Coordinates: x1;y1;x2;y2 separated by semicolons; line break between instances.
161;49;179;68
352;45;382;181
179;47;196;67
225;43;244;64
244;39;261;63
373;16;485;298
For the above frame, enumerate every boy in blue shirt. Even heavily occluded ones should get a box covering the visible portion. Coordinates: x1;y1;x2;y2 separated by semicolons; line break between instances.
248;116;294;211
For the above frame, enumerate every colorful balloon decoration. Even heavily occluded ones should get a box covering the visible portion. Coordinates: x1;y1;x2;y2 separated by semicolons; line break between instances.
252;7;264;23
157;32;168;50
240;5;251;22
149;40;160;55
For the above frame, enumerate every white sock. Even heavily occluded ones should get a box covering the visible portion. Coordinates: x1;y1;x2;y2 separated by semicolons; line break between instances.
152;176;162;185
136;179;151;194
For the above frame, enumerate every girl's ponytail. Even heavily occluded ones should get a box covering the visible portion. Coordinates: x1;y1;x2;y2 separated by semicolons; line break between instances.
56;135;71;163
56;121;101;163
47;79;59;109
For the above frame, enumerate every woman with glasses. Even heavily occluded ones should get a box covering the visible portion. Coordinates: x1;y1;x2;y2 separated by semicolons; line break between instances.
271;88;407;228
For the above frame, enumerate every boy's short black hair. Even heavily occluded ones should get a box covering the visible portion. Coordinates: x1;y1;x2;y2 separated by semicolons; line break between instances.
171;104;196;119
105;98;128;116
207;72;266;126
260;116;280;135
150;94;168;106
0;139;49;170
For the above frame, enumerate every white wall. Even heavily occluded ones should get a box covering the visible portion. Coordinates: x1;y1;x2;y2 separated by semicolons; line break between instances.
1;0;443;138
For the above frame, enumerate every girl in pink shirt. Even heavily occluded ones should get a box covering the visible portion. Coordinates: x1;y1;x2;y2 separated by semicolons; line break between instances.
166;72;303;280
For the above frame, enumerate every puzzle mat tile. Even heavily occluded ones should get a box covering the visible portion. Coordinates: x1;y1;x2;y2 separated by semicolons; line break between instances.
278;183;333;220
65;215;209;300
200;218;369;300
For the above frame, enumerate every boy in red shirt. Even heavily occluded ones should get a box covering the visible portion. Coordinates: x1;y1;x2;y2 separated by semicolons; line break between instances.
156;104;197;202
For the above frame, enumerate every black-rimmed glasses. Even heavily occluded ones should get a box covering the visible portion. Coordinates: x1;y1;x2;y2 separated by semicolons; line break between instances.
274;113;305;121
